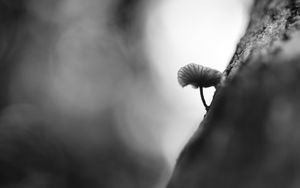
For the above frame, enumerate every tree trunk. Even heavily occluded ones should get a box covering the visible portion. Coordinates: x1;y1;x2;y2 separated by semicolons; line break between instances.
167;0;300;187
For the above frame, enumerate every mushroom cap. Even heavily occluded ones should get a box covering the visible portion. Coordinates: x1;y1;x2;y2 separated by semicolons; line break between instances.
177;63;222;88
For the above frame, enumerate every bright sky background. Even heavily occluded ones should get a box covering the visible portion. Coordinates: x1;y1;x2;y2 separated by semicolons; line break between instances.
145;0;252;168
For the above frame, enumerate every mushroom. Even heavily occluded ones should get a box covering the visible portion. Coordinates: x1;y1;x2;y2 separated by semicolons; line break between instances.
178;63;222;111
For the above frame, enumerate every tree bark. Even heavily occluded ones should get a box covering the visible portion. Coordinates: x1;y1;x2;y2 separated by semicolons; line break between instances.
167;0;300;187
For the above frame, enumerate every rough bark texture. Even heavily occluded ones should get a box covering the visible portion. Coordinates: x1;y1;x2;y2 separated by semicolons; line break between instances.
167;0;300;187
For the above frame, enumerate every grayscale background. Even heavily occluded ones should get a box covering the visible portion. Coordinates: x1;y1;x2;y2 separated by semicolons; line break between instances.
0;0;252;187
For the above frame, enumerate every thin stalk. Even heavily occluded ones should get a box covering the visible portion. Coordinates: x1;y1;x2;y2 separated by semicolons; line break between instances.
200;87;209;111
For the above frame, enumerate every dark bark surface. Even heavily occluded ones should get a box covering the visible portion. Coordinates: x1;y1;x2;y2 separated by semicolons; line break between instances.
167;0;300;187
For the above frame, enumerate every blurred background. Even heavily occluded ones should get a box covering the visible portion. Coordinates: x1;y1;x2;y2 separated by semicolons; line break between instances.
0;0;251;187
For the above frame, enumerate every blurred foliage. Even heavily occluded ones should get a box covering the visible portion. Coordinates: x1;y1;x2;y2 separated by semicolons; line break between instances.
0;0;169;187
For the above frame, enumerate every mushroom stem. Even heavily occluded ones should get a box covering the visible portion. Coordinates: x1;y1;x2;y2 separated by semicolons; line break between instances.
200;87;209;111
